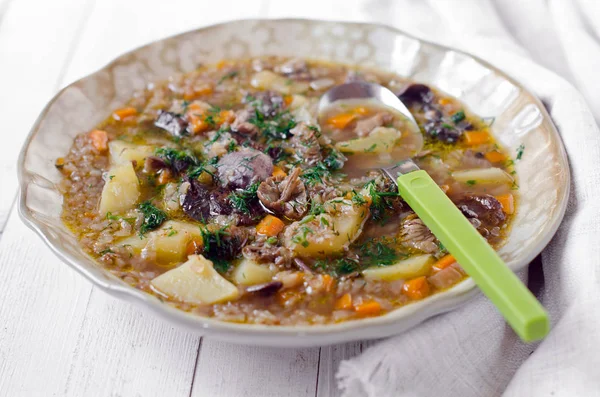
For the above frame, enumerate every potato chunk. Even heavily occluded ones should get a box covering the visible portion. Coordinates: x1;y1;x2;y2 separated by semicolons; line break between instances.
151;255;239;305
108;141;154;166
99;162;140;214
250;71;309;94
336;127;401;154
362;254;434;281
148;221;203;264
452;167;514;185
284;197;369;257
233;259;275;285
117;220;203;264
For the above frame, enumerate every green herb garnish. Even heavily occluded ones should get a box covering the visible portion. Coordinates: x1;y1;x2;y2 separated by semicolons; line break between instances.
217;71;238;85
516;144;525;160
228;182;260;214
359;238;401;267
451;110;465;124
138;201;168;235
466;180;477;186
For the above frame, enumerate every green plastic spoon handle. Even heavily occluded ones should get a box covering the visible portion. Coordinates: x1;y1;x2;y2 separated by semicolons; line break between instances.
396;170;549;342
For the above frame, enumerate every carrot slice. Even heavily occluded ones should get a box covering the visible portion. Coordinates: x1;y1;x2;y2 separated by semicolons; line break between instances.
464;131;490;145
187;114;209;134
326;113;356;129
438;98;452;106
484;150;506;163
218;110;235;124
432;254;456;272
89;129;108;152
272;166;287;178
283;95;293;106
495;193;515;214
335;293;352;310
354;300;382;316
256;215;286;237
112;107;137;120
186;239;202;256
321;274;334;292
402;276;430;300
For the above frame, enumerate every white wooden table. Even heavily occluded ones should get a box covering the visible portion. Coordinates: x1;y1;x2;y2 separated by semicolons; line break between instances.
0;1;380;395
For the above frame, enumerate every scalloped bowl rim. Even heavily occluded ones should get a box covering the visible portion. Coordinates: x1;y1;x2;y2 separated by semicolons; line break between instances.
17;18;570;346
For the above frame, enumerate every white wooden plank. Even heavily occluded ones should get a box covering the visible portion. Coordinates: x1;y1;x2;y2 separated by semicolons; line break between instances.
0;0;93;232
192;342;320;397
62;289;199;396
0;211;94;396
316;343;362;397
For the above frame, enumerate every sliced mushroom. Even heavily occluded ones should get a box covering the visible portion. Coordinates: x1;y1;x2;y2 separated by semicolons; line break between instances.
246;281;284;297
257;167;308;220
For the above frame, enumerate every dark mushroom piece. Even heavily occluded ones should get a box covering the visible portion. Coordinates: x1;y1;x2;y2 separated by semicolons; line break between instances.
456;195;505;237
181;179;232;222
398;84;434;105
246;281;284;297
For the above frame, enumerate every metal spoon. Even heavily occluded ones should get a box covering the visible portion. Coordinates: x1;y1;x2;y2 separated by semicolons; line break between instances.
318;82;549;342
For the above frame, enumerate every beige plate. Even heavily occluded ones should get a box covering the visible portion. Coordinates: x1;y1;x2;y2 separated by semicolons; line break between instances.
17;19;570;347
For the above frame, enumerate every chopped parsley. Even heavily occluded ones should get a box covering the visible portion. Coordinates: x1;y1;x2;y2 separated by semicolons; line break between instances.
228;182;260;214
155;147;199;168
300;163;330;186
314;257;360;277
516;144;525;160
138;201;168;235
99;248;114;255
217;70;238;85
246;95;297;143
291;225;313;247
359;238;401;267
466;180;477;186
364;180;399;223
308;200;325;216
451;110;465;124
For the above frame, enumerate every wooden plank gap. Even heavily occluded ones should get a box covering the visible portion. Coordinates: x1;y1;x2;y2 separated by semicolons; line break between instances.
187;338;204;397
314;347;322;397
61;287;96;396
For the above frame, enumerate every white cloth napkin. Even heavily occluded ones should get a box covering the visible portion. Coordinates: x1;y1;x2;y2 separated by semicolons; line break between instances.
337;0;600;396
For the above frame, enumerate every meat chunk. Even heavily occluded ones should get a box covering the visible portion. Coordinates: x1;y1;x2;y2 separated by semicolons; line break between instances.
244;91;284;117
275;58;310;80
217;148;273;189
231;109;259;136
289;123;322;166
154;110;189;136
354;112;394;137
457;195;506;237
428;263;465;289
399;213;439;253
257;167;308;220
242;237;293;267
